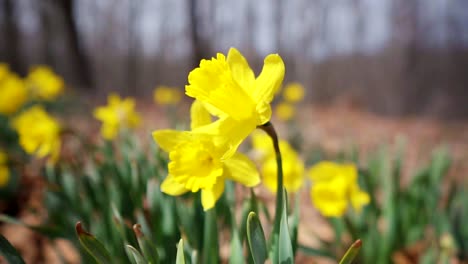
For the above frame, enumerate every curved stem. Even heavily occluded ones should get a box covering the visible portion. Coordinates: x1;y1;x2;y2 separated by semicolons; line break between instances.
259;122;284;233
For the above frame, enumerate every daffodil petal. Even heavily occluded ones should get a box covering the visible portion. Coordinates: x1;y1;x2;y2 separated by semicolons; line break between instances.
224;153;260;187
193;117;256;158
152;130;190;152
190;100;211;129
253;54;285;103
310;181;348;217
226;48;255;92
186;53;256;121
201;180;225;211
161;175;189;195
350;187;370;212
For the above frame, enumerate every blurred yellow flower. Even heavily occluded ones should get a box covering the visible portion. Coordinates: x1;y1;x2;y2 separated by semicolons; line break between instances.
0;74;28;115
0;151;9;187
153;101;260;211
283;82;305;103
308;161;370;217
93;94;141;140
186;47;285;154
26;66;64;100
252;132;304;193
0;63;10;81
153;86;183;105
11;106;61;162
274;102;295;121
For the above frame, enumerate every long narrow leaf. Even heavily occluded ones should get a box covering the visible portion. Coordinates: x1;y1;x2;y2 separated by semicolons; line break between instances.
75;222;112;264
278;189;294;264
339;239;362;264
0;234;26;264
176;239;185;264
247;212;267;264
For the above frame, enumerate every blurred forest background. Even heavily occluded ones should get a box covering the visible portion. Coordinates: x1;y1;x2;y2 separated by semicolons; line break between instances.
1;0;468;118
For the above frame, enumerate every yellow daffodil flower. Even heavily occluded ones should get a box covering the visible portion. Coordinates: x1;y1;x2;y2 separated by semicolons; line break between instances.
283;82;305;103
274;102;295;121
0;63;10;81
153;86;183;105
26;65;64;100
252;132;304;193
0;74;28;115
185;48;285;153
0;151;9;187
11;106;61;162
93;94;141;140
308;161;370;217
153;100;260;210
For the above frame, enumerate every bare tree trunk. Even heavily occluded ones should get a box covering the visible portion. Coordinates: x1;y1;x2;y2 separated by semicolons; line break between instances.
127;0;139;95
3;0;25;74
53;0;93;88
188;0;209;67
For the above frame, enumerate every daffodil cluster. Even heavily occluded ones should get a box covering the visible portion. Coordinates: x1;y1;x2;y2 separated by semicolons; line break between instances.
251;131;304;193
308;161;370;217
274;82;305;122
93;94;141;140
11;106;61;162
153;48;285;210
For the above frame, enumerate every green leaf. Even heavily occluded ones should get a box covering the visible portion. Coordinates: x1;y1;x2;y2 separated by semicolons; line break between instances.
75;222;112;264
0;234;26;264
176;239;185;264
247;212;267;264
339;239;362;264
229;229;244;264
297;245;334;259
278;190;294;264
126;245;147;264
0;214;62;238
133;224;159;264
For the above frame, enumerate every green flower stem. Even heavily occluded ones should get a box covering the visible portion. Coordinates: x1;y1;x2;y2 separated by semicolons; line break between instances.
259;122;284;240
202;209;219;263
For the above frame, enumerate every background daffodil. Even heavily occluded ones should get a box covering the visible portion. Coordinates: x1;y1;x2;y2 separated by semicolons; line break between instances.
26;65;64;100
185;47;285;153
153;86;182;105
308;161;370;217
0;74;28;115
11;106;61;162
93;93;141;140
282;82;305;103
153;100;260;210
274;102;295;122
252;131;304;193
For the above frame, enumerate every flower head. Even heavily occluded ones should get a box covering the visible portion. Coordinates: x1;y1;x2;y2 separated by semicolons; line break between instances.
0;74;28;115
274;102;295;121
0;63;10;81
252;132;304;193
93;94;141;140
185;48;285;153
283;82;305;103
153;86;182;105
308;161;370;217
11;106;61;162
26;66;64;100
0;150;9;187
153;100;260;210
